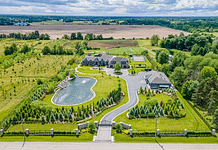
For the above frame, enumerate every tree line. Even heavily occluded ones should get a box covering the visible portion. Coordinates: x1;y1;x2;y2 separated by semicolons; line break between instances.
0;30;50;40
62;32;113;41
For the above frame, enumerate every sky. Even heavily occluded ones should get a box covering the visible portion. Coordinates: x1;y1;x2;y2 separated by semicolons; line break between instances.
1;0;218;16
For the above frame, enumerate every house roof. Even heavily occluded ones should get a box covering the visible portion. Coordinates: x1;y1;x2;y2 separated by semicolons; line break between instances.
144;71;171;84
82;53;114;62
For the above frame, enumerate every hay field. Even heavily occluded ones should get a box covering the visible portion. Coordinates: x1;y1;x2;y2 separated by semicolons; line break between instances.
88;40;138;49
0;25;190;40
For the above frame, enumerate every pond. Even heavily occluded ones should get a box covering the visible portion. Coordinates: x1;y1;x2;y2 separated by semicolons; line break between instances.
52;77;96;106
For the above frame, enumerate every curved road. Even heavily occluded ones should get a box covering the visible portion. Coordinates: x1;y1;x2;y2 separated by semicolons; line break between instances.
96;71;147;142
100;72;147;123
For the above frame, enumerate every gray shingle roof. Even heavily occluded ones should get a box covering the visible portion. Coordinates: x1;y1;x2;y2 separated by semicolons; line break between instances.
144;71;171;84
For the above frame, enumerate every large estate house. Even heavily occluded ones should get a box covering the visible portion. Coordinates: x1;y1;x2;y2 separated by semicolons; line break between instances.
81;53;129;68
144;71;171;90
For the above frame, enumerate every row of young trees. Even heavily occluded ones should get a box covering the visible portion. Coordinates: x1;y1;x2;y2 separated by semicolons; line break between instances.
9;83;122;125
129;96;185;119
0;30;50;40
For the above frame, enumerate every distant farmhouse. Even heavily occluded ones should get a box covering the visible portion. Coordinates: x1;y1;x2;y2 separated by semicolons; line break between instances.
14;22;29;26
81;53;129;68
144;71;171;90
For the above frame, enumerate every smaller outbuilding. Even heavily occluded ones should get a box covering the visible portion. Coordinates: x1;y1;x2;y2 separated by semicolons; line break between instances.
144;71;171;90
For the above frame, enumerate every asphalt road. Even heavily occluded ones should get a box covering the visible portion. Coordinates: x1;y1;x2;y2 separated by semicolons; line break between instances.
100;72;147;124
1;142;217;150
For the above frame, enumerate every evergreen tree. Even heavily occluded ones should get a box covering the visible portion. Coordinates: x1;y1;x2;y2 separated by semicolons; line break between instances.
41;116;45;125
36;113;40;120
129;108;135;116
50;113;55;123
59;113;63;122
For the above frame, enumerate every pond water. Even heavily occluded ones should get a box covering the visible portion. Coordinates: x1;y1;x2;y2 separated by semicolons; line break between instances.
52;77;96;106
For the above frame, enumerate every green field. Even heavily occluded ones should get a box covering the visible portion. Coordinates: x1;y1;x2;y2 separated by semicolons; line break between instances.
114;92;210;132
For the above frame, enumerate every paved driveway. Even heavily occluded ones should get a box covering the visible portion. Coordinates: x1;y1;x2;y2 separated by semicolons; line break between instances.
100;72;147;123
96;69;148;142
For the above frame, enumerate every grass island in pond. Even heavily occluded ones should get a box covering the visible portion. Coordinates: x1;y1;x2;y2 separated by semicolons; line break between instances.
52;77;96;106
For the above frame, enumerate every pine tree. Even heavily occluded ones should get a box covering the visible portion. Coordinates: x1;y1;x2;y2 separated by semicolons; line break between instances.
129;108;135;116
144;87;147;94
68;114;73;122
36;113;40;120
50;113;55;123
41;116;45;124
59;113;63;122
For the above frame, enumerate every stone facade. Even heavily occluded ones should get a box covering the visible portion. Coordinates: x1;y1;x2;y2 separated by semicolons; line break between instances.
81;53;129;68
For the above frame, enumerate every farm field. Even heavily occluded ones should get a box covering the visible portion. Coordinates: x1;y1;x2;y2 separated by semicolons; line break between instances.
114;92;210;132
0;55;73;123
88;40;138;49
0;25;190;40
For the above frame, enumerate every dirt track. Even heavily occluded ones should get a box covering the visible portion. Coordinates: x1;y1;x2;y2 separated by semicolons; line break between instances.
0;25;190;39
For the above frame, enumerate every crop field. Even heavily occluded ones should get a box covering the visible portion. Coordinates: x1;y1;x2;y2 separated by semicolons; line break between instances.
0;54;73;122
0;25;190;39
88;40;138;49
114;92;210;132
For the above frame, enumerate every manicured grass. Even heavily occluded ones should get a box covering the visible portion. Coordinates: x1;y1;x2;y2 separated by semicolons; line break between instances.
8;124;78;132
0;133;94;142
114;133;218;143
114;92;210;132
105;46;145;55
77;67;105;74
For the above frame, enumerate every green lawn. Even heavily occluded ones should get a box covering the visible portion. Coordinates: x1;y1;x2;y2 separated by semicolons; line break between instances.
104;46;145;55
0;133;93;142
114;92;210;132
77;67;105;74
8;124;78;132
114;133;218;143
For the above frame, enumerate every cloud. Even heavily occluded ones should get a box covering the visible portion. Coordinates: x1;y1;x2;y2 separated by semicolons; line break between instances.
0;0;218;16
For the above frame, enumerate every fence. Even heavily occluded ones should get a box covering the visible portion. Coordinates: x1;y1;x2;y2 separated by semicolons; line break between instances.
128;130;213;137
186;100;212;130
2;130;77;137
